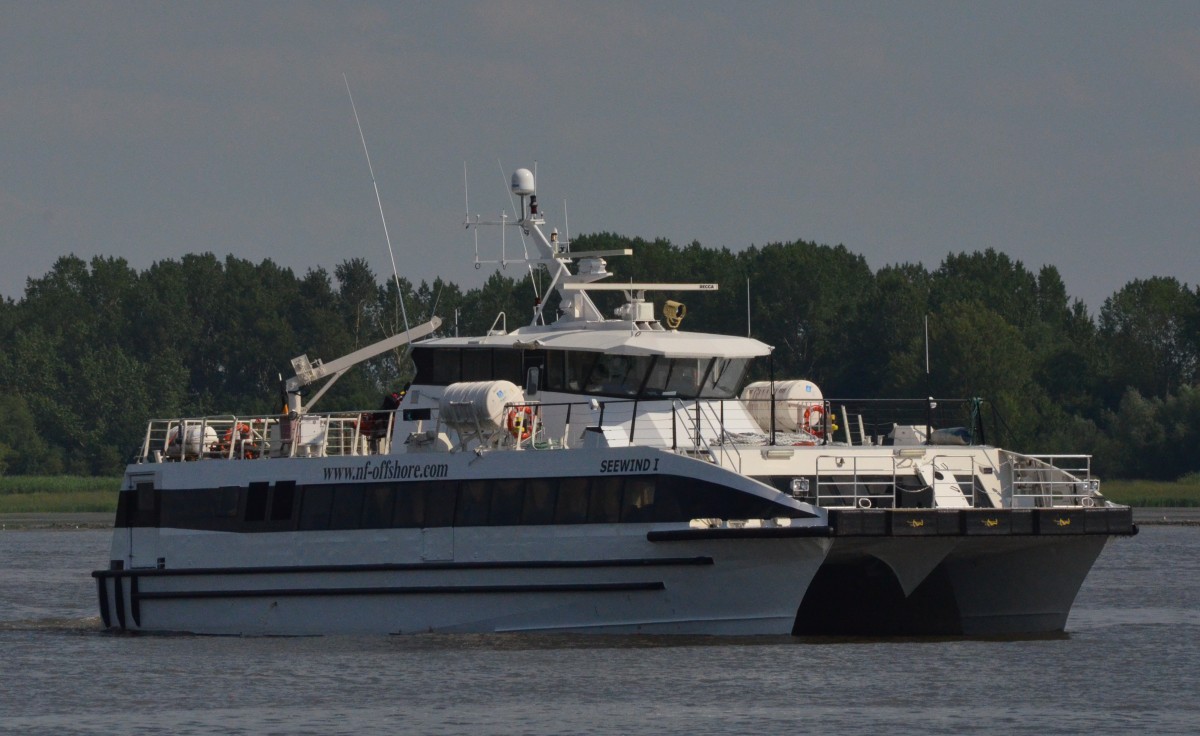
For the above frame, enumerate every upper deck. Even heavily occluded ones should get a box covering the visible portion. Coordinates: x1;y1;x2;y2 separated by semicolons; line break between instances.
135;392;1104;513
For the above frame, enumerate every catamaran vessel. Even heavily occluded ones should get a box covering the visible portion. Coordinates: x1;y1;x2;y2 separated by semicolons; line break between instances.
93;168;1135;636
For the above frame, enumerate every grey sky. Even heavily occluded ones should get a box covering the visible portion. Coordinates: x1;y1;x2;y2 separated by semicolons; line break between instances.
4;2;1197;313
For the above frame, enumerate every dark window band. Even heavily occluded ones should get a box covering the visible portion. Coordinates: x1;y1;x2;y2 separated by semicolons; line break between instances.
116;474;805;532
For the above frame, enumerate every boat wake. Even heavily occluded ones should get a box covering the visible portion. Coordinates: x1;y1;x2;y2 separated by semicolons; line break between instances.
0;615;105;634
1067;606;1200;630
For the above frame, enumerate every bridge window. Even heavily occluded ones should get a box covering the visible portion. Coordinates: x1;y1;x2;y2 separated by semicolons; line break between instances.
700;358;750;398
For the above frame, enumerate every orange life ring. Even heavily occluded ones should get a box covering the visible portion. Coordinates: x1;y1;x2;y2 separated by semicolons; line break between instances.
803;405;825;437
506;406;533;441
222;422;251;444
216;423;253;456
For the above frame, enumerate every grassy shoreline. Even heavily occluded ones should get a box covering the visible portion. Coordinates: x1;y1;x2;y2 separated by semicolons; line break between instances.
2;475;1199;513
1097;480;1200;507
0;476;121;514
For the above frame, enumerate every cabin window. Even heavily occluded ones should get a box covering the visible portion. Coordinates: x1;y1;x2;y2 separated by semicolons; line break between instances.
462;349;492;382
411;347;434;382
299;485;334;531
392;482;426;528
159;489;217;529
489;479;524;526
329;485;365;530
216;486;240;519
244;482;269;523
456;480;491;526
270;481;296;522
587;476;623;523
621;477;657;522
423;482;457;527
362;484;395;529
545;350;566;391
649;480;684;522
554;477;590;524
565;351;598;392
522;478;558;524
430;348;461;385
494;349;523;384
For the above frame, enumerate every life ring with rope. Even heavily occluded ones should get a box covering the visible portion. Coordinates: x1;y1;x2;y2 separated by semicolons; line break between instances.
506;406;533;441
803;404;825;437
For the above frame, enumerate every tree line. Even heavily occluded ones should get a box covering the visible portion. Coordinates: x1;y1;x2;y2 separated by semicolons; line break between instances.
1;236;1197;480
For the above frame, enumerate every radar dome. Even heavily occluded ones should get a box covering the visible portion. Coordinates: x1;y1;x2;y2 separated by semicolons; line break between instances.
511;168;536;196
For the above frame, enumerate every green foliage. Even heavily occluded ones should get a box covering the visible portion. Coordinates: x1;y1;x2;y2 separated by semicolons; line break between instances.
1098;277;1199;401
1;236;1197;481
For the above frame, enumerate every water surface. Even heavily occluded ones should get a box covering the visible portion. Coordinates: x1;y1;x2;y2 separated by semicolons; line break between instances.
0;527;1195;735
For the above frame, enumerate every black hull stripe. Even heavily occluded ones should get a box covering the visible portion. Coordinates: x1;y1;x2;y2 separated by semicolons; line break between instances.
93;556;712;580
130;576;141;627
648;527;832;541
97;578;111;628
136;581;665;601
114;575;126;630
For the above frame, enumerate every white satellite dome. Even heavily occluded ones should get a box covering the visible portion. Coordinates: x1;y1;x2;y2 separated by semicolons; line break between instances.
511;168;536;196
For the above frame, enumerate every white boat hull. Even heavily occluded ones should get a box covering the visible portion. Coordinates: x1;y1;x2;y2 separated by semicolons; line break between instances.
97;525;832;635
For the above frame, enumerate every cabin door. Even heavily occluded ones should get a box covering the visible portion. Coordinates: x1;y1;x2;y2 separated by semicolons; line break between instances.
128;478;160;568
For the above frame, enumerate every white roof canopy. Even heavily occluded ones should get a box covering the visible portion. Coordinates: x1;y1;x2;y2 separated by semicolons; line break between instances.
434;327;771;359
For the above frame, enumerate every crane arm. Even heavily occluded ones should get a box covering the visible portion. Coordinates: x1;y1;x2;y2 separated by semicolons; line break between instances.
285;317;442;395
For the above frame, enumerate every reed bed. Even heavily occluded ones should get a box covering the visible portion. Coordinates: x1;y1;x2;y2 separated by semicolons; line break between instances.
0;476;120;514
1101;479;1200;508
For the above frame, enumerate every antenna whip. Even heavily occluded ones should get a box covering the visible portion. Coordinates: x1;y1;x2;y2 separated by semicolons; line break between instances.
344;75;411;339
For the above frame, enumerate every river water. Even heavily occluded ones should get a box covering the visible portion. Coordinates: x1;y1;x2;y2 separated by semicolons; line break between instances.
1;526;1197;735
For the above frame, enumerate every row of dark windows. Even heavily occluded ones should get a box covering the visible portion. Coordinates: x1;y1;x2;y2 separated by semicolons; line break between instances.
410;346;750;400
117;474;801;532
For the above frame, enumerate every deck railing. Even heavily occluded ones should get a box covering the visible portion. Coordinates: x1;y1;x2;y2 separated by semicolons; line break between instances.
139;410;398;463
1002;451;1098;507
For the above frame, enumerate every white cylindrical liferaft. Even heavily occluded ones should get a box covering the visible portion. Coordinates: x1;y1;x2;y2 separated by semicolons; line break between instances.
439;380;526;434
169;425;219;455
740;379;823;433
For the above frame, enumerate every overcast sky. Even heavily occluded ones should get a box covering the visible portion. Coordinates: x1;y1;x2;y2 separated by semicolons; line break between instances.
4;2;1197;313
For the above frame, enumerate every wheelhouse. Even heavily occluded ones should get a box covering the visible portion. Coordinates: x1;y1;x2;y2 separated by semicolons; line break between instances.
412;345;754;400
